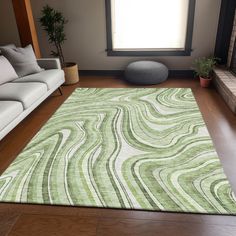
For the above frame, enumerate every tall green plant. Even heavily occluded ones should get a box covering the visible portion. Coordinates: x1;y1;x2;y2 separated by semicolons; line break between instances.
39;5;68;66
193;57;218;79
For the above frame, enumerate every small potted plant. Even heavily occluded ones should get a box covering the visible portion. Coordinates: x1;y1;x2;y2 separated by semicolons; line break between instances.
193;57;218;88
40;5;79;85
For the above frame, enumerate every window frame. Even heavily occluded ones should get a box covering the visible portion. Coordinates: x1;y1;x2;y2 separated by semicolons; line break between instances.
105;0;196;56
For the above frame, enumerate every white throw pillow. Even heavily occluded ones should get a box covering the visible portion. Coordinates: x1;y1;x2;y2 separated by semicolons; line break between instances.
0;44;43;77
0;56;18;85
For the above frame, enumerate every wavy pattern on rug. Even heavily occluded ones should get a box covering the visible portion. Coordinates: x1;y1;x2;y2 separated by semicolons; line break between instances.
0;88;236;215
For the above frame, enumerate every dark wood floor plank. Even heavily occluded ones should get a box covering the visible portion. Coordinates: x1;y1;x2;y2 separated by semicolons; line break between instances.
8;214;98;236
0;212;20;236
1;203;235;227
97;218;236;236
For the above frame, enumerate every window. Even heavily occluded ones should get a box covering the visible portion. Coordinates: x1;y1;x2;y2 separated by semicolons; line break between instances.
105;0;196;56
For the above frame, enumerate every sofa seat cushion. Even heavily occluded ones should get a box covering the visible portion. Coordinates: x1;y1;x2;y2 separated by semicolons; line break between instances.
0;101;24;131
0;83;47;109
13;69;65;90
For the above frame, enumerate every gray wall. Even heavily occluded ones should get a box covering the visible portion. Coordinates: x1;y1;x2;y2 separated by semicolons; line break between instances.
0;0;20;46
0;0;222;70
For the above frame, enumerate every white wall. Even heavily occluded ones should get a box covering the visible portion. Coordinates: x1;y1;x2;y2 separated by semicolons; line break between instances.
0;0;222;70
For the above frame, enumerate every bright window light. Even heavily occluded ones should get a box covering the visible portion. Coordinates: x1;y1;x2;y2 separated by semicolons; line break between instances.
110;0;190;51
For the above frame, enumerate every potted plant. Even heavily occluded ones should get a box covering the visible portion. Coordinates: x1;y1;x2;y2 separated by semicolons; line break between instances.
193;57;218;88
40;5;79;85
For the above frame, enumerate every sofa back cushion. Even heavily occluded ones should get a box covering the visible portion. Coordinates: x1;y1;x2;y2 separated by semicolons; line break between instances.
0;44;43;77
0;56;18;85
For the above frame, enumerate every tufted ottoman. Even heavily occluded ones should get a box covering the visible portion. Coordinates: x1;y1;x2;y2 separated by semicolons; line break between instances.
125;61;169;85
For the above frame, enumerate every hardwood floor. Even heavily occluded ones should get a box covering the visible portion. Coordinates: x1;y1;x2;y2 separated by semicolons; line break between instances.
0;76;236;236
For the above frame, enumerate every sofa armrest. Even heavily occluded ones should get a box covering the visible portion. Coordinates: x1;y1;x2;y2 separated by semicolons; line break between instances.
37;58;61;70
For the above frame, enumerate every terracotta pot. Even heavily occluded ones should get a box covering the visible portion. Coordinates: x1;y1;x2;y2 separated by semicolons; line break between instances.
63;62;79;85
200;77;212;88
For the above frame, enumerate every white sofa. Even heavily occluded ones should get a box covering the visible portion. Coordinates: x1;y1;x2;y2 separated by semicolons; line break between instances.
0;58;65;141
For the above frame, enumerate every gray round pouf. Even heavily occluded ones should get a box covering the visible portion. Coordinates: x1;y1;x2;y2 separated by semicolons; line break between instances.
125;61;169;85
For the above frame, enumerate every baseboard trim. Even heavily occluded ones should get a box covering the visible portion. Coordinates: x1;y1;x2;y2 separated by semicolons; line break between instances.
169;70;194;78
80;70;124;76
79;70;194;78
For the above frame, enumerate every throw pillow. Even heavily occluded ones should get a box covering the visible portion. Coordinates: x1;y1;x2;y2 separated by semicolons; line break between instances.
0;44;16;55
0;56;18;85
0;45;43;77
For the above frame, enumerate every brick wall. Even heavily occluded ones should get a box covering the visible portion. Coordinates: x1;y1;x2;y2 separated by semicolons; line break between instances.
214;68;236;114
228;10;236;67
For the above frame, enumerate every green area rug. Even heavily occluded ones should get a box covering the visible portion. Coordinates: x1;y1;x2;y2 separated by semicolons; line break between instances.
0;88;236;215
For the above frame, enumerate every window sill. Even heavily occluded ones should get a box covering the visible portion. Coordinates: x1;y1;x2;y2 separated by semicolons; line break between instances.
106;49;193;57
